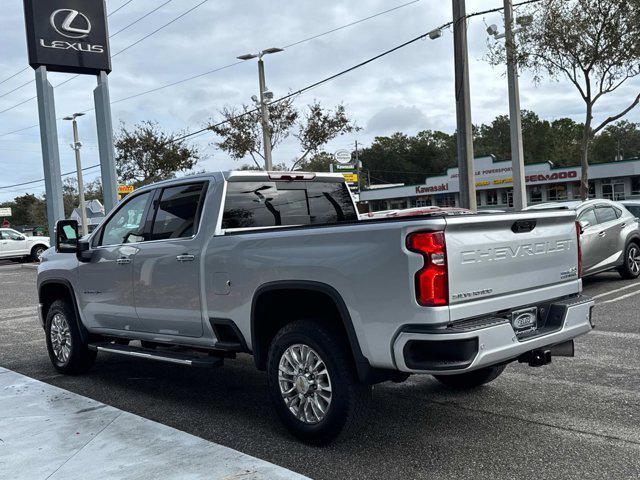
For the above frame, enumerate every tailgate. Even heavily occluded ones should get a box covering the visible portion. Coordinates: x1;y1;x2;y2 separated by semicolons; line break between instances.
444;210;580;308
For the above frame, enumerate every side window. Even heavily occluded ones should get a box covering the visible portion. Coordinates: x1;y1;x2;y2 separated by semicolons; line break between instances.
626;205;640;218
579;209;597;227
5;230;23;240
100;191;153;246
149;183;206;241
0;230;6;240
595;206;617;224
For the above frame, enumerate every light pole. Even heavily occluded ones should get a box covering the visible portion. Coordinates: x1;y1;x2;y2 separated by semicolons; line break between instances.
237;47;283;171
63;113;89;236
487;3;533;211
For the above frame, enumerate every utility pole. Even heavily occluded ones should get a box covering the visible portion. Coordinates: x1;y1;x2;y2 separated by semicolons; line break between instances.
503;0;527;210
238;48;283;171
452;0;477;210
257;57;273;171
64;113;88;236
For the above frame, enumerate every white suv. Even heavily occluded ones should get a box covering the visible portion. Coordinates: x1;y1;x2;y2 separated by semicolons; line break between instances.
0;228;50;262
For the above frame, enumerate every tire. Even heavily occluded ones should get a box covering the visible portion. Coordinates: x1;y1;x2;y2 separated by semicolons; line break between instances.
45;299;96;375
618;242;640;279
30;245;47;262
267;319;371;445
433;364;506;390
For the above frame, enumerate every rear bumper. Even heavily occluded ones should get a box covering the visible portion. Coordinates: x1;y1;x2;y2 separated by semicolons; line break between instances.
392;295;594;374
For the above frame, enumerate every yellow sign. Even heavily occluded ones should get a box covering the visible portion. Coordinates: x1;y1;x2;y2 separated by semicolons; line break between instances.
342;173;359;183
475;181;490;187
118;185;134;194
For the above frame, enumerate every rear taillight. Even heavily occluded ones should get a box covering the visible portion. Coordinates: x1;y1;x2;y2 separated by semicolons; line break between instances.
407;231;448;306
575;221;582;277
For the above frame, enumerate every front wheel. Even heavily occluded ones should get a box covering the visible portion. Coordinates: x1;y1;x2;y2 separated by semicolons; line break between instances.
433;364;506;390
31;245;47;262
618;242;640;279
267;319;371;444
45;300;96;374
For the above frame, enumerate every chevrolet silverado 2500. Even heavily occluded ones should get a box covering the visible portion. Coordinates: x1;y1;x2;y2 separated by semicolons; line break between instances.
37;171;594;443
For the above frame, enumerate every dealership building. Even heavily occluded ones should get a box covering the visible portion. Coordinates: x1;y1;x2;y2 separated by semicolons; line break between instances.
359;155;640;211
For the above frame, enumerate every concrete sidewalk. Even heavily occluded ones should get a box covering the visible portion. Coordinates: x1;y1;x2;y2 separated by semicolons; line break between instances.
0;367;309;480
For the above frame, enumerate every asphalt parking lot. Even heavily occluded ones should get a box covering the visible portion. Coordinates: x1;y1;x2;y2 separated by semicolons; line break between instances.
1;262;639;480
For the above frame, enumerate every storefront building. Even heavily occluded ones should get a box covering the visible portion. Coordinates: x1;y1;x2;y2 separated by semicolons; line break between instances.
359;155;640;211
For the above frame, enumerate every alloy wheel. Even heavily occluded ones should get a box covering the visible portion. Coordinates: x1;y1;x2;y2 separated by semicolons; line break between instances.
50;313;72;364
278;343;332;424
629;245;640;276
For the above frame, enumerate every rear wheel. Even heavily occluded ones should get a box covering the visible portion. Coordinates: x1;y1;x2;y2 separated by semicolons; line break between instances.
433;364;506;390
45;300;96;374
618;242;640;279
267;319;371;444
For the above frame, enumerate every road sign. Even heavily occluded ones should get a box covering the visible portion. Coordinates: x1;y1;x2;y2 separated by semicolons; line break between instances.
118;185;134;200
342;173;359;184
23;0;112;75
0;208;12;217
334;149;353;165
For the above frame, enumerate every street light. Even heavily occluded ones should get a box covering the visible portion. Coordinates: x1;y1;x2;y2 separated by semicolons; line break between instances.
237;47;284;171
63;113;89;236
487;0;528;211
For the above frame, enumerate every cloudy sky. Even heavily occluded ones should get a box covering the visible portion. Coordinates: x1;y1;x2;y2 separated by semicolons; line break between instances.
1;0;639;202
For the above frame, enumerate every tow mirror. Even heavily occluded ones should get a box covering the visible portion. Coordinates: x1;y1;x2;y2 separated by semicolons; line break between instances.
55;220;79;253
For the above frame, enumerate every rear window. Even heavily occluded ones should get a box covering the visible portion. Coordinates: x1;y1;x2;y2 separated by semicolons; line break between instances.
222;181;357;229
625;205;640;218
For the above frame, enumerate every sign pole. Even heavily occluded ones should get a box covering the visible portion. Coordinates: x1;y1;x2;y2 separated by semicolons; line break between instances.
94;71;118;213
35;66;65;236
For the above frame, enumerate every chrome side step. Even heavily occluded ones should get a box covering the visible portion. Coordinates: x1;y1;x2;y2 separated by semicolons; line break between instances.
88;342;224;368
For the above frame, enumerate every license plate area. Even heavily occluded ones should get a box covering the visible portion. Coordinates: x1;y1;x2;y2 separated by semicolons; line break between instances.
510;307;538;337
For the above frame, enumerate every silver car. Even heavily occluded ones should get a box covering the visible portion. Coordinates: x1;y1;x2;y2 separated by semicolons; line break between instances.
529;200;640;278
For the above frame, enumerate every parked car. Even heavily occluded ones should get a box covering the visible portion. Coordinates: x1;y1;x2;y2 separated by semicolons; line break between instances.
527;199;640;278
0;228;50;262
38;171;593;443
620;200;640;219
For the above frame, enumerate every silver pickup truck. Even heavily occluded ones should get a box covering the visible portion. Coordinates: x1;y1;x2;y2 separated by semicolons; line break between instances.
38;171;594;443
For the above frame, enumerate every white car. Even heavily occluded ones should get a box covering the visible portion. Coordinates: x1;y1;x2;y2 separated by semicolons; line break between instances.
0;228;50;262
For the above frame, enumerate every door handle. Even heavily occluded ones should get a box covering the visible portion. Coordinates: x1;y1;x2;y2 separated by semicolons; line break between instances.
116;257;131;265
176;254;195;262
598;231;606;238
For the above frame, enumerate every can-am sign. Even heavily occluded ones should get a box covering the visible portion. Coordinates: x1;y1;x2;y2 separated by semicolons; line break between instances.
23;0;111;75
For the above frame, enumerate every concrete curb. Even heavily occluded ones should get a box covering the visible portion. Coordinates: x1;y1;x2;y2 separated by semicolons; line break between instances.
0;367;309;480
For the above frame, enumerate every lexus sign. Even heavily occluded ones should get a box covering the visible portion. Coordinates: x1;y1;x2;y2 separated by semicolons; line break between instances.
23;0;111;75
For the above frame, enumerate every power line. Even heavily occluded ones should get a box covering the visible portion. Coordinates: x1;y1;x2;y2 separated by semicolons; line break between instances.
0;0;424;135
108;0;137;17
112;0;209;56
282;0;423;48
0;0;187;114
0;67;29;87
0;164;101;191
0;0;140;95
109;0;175;37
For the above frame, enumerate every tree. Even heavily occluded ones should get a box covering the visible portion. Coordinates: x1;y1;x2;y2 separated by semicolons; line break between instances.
0;194;46;227
208;100;358;169
115;121;200;187
489;0;640;199
295;152;334;173
291;103;359;170
590;120;640;163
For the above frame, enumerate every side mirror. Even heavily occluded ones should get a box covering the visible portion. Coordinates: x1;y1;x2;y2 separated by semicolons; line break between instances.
579;220;590;233
55;220;79;253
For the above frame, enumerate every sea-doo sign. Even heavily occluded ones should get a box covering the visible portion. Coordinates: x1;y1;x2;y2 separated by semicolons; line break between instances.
23;0;111;75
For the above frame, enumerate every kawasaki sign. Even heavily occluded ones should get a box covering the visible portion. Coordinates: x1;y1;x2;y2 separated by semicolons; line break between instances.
23;0;111;75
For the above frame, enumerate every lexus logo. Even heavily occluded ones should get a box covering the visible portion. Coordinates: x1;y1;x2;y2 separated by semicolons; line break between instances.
50;9;92;39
